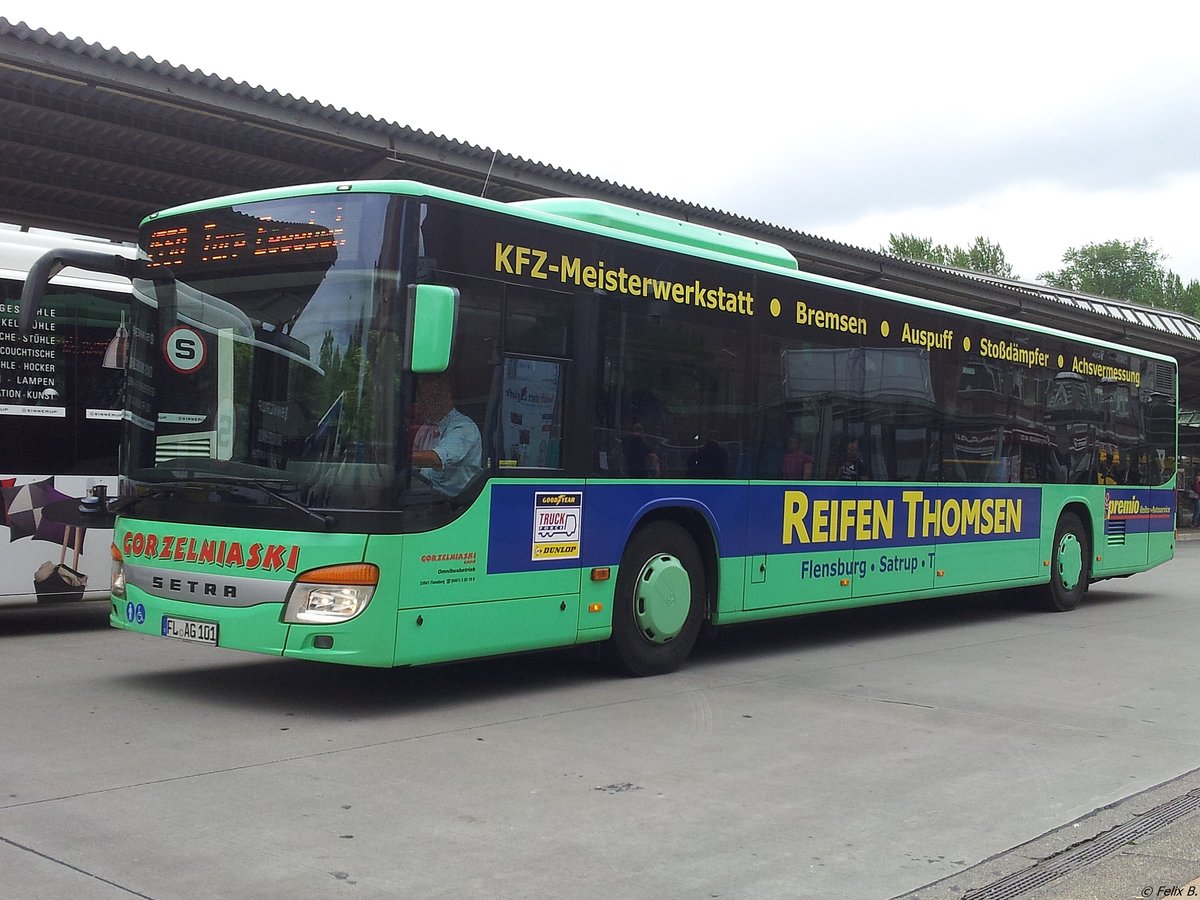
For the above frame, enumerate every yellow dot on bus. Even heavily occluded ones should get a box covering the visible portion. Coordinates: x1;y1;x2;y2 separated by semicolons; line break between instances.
1058;354;1064;367
880;320;890;337
963;336;971;352
770;298;781;317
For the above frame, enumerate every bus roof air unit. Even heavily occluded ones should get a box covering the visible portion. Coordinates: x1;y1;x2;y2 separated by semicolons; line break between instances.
514;197;798;272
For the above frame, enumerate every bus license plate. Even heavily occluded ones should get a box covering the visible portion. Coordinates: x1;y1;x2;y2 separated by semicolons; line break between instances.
161;616;218;645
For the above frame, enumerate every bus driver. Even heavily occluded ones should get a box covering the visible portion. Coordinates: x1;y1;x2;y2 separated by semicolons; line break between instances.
410;374;483;497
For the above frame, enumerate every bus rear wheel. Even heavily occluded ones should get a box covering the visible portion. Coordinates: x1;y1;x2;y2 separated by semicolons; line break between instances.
606;521;706;677
1039;511;1089;612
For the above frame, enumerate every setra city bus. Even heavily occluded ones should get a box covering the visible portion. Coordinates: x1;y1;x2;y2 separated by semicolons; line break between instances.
18;181;1177;673
0;228;131;606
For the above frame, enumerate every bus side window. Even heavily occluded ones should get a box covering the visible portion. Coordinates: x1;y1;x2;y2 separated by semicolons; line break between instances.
596;300;748;480
497;356;566;470
498;288;571;471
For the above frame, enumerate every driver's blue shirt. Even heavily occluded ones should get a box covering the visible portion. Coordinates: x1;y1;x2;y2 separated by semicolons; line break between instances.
414;408;482;496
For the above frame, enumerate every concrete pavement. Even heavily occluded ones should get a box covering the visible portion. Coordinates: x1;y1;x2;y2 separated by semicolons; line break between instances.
904;529;1200;900
902;768;1200;900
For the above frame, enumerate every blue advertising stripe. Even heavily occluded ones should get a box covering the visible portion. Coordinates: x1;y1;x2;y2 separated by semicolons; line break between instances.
488;482;1048;576
488;482;746;575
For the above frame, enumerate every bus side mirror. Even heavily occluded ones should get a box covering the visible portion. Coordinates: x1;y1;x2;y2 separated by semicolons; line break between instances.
19;249;173;335
405;284;458;374
19;249;138;335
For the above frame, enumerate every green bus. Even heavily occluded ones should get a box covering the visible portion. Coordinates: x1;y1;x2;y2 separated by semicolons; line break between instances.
19;181;1177;674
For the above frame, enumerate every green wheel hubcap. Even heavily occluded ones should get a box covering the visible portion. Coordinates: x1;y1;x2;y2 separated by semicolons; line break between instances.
634;553;691;644
1056;533;1083;591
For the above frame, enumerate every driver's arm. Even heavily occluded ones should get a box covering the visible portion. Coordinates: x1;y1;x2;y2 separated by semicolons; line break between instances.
411;449;443;469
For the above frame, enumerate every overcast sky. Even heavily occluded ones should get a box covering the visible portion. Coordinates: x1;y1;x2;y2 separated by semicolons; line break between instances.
7;1;1200;284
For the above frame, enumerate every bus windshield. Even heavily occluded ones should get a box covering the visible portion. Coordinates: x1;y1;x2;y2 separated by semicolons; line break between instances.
123;192;443;527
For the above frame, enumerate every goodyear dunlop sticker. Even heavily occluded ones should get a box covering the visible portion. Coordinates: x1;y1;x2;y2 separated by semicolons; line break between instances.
532;492;582;560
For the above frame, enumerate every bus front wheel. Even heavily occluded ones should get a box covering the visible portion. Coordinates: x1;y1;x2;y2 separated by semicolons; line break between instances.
606;521;706;677
1039;512;1090;612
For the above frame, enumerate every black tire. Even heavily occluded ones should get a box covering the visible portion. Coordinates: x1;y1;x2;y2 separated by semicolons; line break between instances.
606;521;706;677
1038;511;1090;612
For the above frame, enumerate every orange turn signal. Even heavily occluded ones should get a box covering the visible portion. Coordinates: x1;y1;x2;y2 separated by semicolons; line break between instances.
296;563;379;585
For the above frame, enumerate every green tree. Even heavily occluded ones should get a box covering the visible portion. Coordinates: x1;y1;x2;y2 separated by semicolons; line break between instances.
885;233;944;264
1161;270;1200;316
953;237;1014;279
1039;238;1200;314
883;233;1016;279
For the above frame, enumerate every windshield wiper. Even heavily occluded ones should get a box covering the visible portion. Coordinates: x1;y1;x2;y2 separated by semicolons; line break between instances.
108;485;184;514
125;470;336;529
217;475;336;530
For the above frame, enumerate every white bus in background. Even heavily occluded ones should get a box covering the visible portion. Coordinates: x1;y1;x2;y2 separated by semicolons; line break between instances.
0;227;133;606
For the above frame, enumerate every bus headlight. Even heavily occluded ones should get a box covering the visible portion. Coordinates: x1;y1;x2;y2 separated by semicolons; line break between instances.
282;564;379;624
111;543;126;600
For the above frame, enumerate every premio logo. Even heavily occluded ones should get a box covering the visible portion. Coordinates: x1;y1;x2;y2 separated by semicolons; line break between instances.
1104;492;1142;520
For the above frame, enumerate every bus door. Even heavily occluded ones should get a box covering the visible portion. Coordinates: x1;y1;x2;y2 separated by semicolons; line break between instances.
930;348;1046;592
1095;375;1174;572
757;469;940;608
849;483;938;602
1144;388;1178;568
746;347;868;611
849;348;939;601
933;427;1046;592
1097;443;1152;574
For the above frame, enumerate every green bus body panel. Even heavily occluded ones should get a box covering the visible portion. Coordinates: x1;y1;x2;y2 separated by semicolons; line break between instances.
110;480;1174;668
738;535;1040;613
384;485;581;610
395;594;581;667
111;488;601;668
933;539;1042;590
112;590;289;657
111;519;385;664
371;483;588;665
1147;531;1174;569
